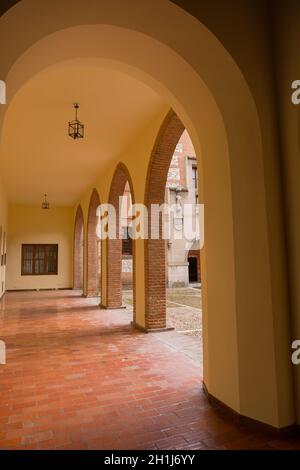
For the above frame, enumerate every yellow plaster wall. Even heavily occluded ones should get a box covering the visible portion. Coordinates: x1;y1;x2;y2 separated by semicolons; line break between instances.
6;205;73;290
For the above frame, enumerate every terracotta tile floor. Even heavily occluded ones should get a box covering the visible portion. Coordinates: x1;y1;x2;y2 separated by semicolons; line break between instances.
0;290;300;450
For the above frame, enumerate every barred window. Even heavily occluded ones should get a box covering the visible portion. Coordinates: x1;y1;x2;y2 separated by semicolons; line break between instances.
21;244;58;275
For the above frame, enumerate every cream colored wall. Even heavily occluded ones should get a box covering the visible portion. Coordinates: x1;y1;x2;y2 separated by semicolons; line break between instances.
0;176;8;298
7;205;73;290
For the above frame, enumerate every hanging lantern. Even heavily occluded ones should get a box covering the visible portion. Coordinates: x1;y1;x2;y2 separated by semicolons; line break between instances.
42;194;50;210
68;103;84;140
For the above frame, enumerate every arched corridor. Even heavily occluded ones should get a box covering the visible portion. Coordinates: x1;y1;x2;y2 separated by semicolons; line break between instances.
0;0;300;451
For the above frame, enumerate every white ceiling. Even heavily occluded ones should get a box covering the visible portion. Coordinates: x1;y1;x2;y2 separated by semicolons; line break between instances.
0;60;166;205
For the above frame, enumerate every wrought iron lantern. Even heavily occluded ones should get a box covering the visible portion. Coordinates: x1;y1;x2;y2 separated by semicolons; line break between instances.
42;194;50;210
68;103;84;140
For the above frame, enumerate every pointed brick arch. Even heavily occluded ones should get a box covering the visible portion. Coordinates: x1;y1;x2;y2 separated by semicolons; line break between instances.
86;188;101;297
73;205;84;290
105;163;136;319
144;110;185;330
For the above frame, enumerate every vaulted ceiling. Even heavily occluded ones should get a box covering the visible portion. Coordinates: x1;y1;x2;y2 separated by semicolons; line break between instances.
0;59;166;205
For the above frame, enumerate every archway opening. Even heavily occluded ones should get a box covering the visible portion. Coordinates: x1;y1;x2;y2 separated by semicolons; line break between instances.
86;189;101;298
144;116;203;366
73;205;84;292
